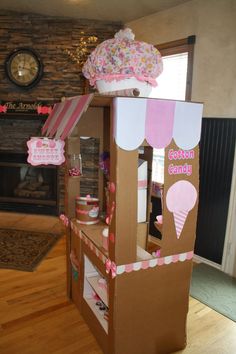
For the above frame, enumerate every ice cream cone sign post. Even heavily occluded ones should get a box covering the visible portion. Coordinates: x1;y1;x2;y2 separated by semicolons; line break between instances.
166;180;198;239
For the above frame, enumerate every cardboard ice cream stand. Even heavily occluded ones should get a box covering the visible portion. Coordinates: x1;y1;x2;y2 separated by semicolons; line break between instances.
42;29;203;354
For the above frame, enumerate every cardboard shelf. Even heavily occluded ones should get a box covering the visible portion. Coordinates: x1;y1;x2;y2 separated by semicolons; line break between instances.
84;297;108;333
148;235;162;247
136;245;154;261
86;275;108;307
73;221;109;257
83;254;109;335
154;221;163;233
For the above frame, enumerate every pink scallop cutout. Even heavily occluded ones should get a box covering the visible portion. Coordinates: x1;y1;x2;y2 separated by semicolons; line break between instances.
172;254;180;263
186;251;194;260
141;260;149;269
157;258;165;266
125;264;133;273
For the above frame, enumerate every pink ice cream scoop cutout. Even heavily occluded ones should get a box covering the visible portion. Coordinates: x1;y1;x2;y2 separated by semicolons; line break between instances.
166;180;197;239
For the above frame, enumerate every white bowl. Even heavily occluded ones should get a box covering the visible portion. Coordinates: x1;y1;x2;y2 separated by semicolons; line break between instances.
96;77;153;97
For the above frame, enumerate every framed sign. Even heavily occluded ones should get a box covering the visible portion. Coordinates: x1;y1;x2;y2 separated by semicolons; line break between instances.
27;137;65;166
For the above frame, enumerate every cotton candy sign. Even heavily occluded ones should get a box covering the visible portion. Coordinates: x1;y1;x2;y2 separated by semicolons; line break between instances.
27;137;65;166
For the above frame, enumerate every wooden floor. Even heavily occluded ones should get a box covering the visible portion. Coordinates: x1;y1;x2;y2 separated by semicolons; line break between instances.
0;212;236;354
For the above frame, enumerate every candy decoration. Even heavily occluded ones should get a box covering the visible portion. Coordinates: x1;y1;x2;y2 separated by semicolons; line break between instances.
105;259;117;278
37;106;52;115
69;167;82;177
0;105;7;113
106;201;115;225
108;182;116;194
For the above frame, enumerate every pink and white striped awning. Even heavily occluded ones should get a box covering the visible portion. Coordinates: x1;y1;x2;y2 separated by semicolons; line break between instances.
42;94;94;140
42;94;203;150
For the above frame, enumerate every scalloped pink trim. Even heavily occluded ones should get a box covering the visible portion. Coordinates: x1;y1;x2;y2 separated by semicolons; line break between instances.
89;74;158;88
63;218;194;278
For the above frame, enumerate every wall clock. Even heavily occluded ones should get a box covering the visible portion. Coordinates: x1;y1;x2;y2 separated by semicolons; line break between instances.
5;48;43;89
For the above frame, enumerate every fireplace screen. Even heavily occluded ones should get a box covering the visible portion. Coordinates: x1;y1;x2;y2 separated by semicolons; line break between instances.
0;154;58;215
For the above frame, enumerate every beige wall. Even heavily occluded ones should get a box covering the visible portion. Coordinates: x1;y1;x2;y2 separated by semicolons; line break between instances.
127;0;236;118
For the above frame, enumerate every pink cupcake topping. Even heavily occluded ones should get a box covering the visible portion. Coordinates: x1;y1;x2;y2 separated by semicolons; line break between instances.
82;28;163;88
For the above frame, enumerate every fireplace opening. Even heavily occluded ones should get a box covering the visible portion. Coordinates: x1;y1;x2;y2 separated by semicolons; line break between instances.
0;153;58;215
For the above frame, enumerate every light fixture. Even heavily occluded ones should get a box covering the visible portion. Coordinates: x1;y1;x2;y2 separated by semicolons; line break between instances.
65;31;98;69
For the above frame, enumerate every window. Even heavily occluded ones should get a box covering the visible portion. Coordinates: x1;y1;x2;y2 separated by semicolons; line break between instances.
151;36;195;184
150;52;188;101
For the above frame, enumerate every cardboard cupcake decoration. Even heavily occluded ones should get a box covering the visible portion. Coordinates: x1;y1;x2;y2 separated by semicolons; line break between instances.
82;28;163;96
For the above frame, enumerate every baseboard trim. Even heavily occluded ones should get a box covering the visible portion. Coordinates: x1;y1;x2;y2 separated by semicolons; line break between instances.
193;254;221;270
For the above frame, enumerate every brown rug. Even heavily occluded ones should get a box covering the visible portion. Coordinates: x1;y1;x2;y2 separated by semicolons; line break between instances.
0;228;62;272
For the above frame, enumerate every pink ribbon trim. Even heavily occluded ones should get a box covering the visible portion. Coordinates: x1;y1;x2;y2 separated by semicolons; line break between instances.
60;216;194;279
59;214;69;227
105;259;117;278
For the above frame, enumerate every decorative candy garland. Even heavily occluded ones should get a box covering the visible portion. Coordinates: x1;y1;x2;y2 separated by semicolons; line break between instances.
60;214;193;279
0;105;7;113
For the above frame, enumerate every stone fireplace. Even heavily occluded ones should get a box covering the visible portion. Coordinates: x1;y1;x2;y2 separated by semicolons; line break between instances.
0;102;61;215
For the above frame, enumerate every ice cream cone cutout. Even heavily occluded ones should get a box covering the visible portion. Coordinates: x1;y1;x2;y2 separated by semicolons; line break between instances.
166;180;197;239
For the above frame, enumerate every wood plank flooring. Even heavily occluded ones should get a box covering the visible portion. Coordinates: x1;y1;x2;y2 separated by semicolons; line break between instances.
0;212;236;354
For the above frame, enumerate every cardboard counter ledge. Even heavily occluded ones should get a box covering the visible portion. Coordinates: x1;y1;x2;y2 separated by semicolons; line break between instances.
42;29;203;354
43;94;203;354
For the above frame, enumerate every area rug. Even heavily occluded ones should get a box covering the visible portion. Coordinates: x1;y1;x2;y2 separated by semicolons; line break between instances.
0;228;62;272
190;263;236;322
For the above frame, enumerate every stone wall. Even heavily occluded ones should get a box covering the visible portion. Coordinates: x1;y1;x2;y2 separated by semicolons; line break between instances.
0;10;122;101
0;10;122;214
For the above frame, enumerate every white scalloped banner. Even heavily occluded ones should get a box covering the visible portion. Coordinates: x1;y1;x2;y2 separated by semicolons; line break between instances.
60;215;194;278
114;97;146;150
113;97;203;151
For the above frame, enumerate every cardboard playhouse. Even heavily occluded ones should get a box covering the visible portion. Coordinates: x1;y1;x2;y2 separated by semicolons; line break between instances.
42;93;203;354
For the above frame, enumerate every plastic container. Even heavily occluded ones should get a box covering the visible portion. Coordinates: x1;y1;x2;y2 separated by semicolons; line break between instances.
68;154;82;177
75;195;99;225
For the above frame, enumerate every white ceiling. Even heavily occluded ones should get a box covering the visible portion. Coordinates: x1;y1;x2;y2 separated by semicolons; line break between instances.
0;0;192;22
